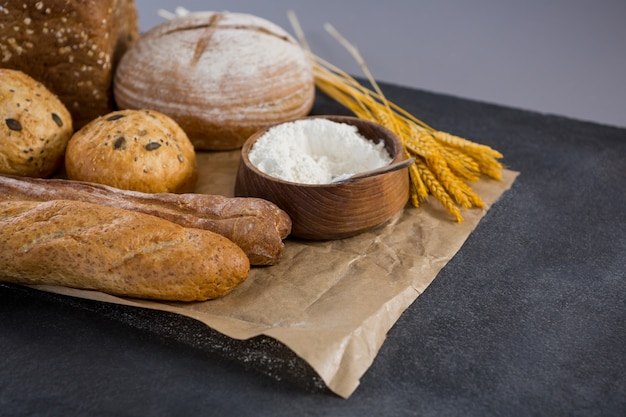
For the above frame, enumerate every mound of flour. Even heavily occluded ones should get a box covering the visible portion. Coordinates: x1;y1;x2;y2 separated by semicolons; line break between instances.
248;118;392;184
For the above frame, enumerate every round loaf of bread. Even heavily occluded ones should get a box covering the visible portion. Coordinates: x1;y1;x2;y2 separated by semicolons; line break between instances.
113;11;315;150
65;109;198;193
0;69;73;177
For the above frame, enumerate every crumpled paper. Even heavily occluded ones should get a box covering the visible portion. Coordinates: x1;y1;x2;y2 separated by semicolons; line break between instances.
32;150;518;398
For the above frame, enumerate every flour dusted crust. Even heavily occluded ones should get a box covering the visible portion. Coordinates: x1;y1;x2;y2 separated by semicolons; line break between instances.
0;0;139;128
65;109;198;193
0;68;73;177
113;11;315;150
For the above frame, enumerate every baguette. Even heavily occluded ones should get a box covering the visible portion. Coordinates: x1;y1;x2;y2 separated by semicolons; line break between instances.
0;199;250;302
0;175;291;265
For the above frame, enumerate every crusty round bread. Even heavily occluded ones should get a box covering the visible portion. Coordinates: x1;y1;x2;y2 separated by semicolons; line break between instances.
65;109;198;193
0;68;73;178
113;11;315;150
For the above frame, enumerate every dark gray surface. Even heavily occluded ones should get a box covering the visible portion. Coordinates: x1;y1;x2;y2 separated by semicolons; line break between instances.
1;83;625;417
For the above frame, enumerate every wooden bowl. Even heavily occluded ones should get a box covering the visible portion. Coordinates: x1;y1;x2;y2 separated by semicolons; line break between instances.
234;115;410;240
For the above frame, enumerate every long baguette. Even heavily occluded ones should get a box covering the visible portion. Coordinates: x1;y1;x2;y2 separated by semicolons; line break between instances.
0;199;250;301
0;174;291;265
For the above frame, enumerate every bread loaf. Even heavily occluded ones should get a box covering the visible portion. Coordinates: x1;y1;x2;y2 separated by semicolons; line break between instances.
0;68;73;177
0;0;139;128
0;174;292;265
0;199;250;301
113;11;315;150
65;109;198;193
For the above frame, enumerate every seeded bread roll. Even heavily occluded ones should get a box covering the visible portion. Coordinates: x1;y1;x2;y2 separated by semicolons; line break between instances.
0;0;139;128
65;109;198;193
113;11;315;150
0;68;73;177
0;199;250;301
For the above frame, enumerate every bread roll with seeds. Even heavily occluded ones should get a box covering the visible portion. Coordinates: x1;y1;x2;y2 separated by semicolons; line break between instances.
0;68;73;177
65;109;198;193
0;0;139;128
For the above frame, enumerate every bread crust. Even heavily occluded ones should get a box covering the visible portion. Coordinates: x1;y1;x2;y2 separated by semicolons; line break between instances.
0;199;250;301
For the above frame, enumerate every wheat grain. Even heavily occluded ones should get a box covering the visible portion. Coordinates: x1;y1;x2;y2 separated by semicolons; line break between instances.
437;145;481;182
415;159;463;222
433;131;502;159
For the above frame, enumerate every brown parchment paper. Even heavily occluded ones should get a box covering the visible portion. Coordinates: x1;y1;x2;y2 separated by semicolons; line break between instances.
32;151;518;398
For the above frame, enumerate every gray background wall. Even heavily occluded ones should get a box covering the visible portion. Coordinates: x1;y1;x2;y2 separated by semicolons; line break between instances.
134;0;626;128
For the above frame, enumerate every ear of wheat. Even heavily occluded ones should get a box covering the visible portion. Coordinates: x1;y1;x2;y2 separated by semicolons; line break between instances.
288;12;503;222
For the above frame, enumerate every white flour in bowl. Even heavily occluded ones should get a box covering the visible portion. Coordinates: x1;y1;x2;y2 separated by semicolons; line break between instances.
248;118;392;184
